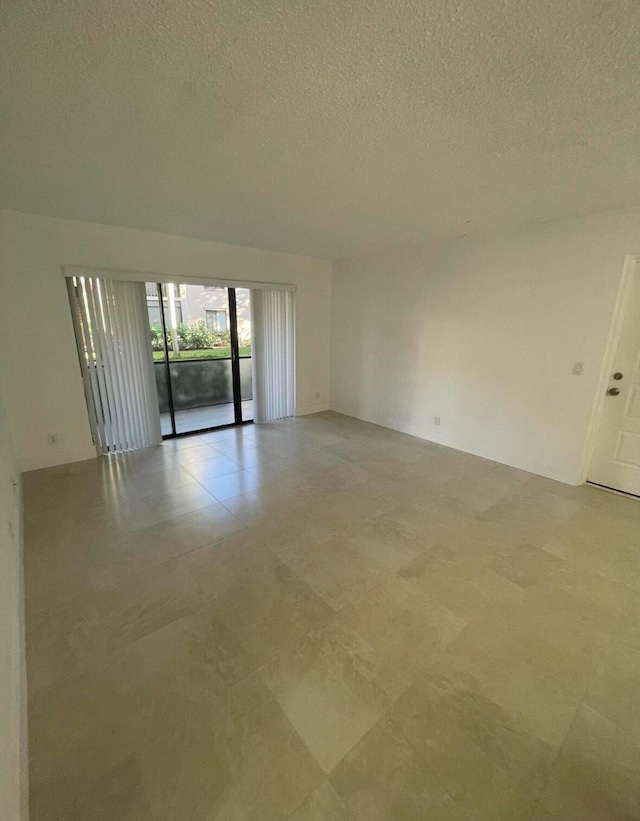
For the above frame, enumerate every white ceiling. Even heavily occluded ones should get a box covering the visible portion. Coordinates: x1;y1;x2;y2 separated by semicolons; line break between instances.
2;0;640;260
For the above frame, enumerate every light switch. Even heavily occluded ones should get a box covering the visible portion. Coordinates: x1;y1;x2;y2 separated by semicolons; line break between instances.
572;362;584;376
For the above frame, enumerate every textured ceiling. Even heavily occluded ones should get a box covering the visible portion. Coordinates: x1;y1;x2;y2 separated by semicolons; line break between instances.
1;0;640;259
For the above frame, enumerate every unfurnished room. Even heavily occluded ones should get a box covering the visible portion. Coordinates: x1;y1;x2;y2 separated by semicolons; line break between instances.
1;2;640;820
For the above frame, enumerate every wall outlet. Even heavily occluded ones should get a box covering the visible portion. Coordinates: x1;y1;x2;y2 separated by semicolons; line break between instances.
47;433;58;446
571;362;584;376
315;391;320;400
433;415;441;427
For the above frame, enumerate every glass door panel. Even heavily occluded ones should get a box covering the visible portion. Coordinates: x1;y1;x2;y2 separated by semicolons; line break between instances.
173;356;236;432
146;283;175;436
235;288;253;422
146;281;252;437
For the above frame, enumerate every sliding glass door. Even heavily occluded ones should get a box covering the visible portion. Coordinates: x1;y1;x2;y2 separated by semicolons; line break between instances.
147;282;253;437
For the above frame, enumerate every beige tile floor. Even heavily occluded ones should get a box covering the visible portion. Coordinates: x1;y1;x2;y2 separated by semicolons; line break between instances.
23;412;640;820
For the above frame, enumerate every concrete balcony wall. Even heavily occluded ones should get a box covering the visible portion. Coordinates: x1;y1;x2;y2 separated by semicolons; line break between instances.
155;357;252;412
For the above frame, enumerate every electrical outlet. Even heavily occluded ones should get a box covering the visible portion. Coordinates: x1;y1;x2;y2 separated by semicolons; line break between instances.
315;391;320;400
47;433;58;446
572;362;584;376
433;415;441;427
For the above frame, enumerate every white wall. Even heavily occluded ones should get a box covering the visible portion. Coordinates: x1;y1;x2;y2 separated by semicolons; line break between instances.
0;382;28;821
331;207;640;485
0;211;332;471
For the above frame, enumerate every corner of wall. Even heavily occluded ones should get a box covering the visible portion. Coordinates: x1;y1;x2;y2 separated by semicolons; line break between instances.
296;402;331;417
0;385;29;821
18;474;28;821
20;445;97;474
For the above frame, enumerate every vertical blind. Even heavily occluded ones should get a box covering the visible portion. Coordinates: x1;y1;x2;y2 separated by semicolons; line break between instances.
250;289;296;423
67;276;162;454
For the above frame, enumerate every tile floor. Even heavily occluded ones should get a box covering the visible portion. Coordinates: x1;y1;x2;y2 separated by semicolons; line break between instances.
23;412;640;820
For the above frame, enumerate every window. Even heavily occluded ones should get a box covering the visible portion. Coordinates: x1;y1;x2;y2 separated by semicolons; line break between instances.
147;304;161;325
147;302;183;326
204;285;226;292
206;310;228;331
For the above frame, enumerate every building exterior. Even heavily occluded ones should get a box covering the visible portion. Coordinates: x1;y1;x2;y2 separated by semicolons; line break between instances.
146;283;251;342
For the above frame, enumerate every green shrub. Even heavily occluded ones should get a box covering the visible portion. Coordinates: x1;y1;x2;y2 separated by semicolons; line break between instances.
182;319;210;349
150;320;234;351
176;323;190;347
212;330;231;346
150;324;164;351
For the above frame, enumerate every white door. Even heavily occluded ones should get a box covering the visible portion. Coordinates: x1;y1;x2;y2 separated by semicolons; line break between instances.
589;261;640;496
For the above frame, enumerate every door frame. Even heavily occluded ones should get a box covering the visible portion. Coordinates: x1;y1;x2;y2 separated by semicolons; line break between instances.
227;287;244;426
580;254;640;484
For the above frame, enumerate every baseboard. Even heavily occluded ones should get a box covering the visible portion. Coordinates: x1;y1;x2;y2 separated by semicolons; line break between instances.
328;403;579;486
295;402;330;417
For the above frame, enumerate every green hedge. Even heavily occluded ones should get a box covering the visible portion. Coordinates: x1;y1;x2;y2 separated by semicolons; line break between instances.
150;319;235;351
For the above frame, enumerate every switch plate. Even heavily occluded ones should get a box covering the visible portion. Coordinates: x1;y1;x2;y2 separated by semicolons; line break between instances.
571;362;584;376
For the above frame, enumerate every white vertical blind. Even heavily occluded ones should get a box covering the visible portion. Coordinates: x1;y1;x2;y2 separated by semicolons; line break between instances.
250;289;296;423
67;276;162;453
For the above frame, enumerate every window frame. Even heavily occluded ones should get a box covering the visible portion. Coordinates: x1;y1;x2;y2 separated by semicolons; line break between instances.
205;309;228;332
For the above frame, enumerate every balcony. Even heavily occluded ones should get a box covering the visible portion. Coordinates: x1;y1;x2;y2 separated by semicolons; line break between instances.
154;355;253;434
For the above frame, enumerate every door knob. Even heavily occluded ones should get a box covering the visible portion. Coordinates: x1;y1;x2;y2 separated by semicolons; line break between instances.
613;372;623;380
607;387;620;395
